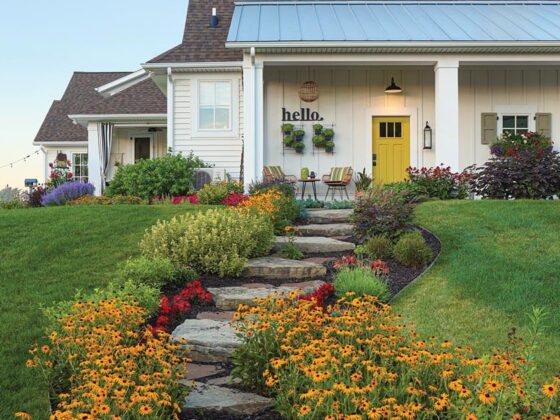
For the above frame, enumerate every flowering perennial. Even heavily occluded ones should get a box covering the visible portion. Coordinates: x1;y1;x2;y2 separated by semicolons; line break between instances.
152;280;212;334
235;294;559;419
407;166;471;200
41;182;95;206
27;298;189;419
298;282;335;308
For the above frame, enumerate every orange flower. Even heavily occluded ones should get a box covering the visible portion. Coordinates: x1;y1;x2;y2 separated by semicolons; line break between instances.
543;383;557;398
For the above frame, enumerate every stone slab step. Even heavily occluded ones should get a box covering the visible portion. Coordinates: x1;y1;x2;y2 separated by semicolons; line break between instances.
241;256;327;279
306;209;353;224
172;319;240;362
186;363;226;381
273;236;355;254
183;382;273;416
298;223;353;237
208;280;325;311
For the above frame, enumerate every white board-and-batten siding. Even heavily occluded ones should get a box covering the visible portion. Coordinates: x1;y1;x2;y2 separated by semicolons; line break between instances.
172;73;244;180
264;66;560;185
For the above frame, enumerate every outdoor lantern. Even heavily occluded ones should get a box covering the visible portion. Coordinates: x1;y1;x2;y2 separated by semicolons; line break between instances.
384;77;403;94
423;121;433;150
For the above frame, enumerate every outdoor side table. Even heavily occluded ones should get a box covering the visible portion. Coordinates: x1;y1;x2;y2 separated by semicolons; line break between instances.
299;178;319;200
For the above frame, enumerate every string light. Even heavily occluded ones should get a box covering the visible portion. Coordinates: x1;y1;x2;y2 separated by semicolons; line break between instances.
0;150;41;170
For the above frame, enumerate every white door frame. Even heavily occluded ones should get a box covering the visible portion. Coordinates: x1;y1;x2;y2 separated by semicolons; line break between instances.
366;106;419;176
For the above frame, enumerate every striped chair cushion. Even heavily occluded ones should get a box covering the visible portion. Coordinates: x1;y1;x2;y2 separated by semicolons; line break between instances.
265;166;285;180
329;167;351;182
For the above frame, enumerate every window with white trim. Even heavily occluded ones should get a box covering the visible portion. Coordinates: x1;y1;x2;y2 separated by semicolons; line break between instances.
198;81;231;130
501;115;530;136
72;153;88;182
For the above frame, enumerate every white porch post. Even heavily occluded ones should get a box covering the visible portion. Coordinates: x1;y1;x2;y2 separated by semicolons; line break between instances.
166;67;175;154
87;122;102;195
242;49;264;191
434;60;460;170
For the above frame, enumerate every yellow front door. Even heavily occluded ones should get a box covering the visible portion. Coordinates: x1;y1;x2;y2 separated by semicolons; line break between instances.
372;116;410;185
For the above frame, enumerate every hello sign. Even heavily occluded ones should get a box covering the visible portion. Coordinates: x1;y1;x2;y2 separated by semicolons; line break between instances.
282;108;324;122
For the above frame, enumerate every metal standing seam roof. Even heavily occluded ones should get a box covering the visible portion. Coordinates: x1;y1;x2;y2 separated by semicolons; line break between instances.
227;1;560;43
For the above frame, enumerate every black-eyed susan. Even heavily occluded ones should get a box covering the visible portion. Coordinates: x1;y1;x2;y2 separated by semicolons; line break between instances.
543;383;557;398
478;391;496;405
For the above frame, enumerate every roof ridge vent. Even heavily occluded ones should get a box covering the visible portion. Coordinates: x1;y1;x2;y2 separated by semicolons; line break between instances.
210;7;219;28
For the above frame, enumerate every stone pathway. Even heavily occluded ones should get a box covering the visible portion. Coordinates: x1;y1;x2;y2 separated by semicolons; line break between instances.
173;209;354;416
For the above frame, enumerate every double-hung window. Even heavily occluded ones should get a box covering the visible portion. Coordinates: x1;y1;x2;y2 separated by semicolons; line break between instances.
72;153;88;182
501;115;529;136
198;81;231;130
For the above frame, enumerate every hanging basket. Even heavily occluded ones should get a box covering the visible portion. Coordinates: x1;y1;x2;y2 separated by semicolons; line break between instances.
298;81;319;103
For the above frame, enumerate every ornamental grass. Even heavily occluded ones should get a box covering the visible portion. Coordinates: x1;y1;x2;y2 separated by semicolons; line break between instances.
234;294;559;419
27;298;189;419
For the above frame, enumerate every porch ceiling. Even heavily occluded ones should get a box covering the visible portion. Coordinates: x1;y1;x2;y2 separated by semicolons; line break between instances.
227;1;560;45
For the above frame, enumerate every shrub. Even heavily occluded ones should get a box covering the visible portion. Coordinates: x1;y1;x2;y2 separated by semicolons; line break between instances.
222;192;248;206
0;186;21;202
24;185;47;207
355;235;393;260
334;267;390;301
383;181;420;203
41;182;95;206
0;198;28;209
234;295;558;419
490;131;553;157
170;194;198;205
352;187;414;240
407;165;471;199
29;298;189;419
472;148;560;199
106;153;206;200
249;179;295;197
117;256;177;288
241;187;299;233
140;208;274;277
393;230;433;269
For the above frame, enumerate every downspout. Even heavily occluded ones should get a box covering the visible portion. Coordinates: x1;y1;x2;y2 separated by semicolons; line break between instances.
167;67;175;154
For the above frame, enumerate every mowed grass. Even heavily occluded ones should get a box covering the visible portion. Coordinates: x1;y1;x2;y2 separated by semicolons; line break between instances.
393;200;560;376
0;204;209;418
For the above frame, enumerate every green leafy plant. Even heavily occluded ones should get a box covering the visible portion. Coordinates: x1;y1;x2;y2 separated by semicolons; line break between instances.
312;135;326;147
324;140;335;152
352;187;414;240
283;135;295;147
293;129;305;141
279;226;304;260
393;230;433;269
281;123;294;135
324;200;353;209
140;208;274;277
106;153;206;200
334;267;390;301
197;182;229;205
356;235;393;260
407;166;471;200
313;124;323;135
354;168;373;193
117;256;176;289
294;141;305;153
298;198;324;209
323;128;335;140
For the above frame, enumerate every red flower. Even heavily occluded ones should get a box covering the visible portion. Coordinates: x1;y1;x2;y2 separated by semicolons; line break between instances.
299;282;335;308
222;193;248;207
155;315;171;326
333;255;357;270
66;172;73;178
50;172;56;178
370;259;390;276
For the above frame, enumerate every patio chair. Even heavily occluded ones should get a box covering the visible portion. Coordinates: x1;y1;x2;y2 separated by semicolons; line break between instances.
322;167;353;200
263;165;298;185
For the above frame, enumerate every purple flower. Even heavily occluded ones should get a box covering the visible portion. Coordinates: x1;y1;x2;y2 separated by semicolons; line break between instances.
41;182;95;206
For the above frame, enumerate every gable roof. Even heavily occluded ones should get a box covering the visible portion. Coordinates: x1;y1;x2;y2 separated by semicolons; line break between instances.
148;0;242;63
34;72;167;143
227;1;560;45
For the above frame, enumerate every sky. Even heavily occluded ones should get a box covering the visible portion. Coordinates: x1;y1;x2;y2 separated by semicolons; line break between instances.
0;0;186;188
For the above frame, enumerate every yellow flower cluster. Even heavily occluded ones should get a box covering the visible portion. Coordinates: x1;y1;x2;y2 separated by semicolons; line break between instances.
239;188;283;220
27;298;189;419
235;294;560;419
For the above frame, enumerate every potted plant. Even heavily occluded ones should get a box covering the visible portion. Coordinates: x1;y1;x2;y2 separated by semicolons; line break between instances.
325;140;335;153
282;123;295;135
300;167;310;180
323;128;335;141
313;124;323;135
313;135;325;147
283;135;295;147
294;142;305;154
293;129;305;142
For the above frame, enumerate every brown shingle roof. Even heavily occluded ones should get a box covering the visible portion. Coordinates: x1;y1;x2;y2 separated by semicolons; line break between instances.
148;0;242;63
34;72;167;143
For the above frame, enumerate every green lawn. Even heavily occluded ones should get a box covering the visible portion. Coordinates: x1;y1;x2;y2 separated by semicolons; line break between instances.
393;200;560;376
0;204;209;418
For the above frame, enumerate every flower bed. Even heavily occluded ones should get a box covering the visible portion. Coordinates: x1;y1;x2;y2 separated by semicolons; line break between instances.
234;294;559;419
27;298;189;419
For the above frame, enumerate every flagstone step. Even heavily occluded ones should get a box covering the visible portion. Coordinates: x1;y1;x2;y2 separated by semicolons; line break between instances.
297;223;354;237
306;209;353;224
183;382;273;416
273;236;355;254
172;319;240;362
208;280;325;311
242;256;327;279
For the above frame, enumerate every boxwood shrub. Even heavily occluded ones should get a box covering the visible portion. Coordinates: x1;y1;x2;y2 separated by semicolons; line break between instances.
140;208;274;277
393;231;433;269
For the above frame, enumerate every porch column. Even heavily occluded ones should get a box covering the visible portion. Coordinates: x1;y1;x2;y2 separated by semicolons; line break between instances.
242;51;264;190
87;122;102;195
434;60;460;170
166;67;175;153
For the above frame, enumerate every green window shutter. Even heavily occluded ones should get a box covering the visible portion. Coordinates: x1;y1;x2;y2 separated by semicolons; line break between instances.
481;113;498;145
535;113;552;137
